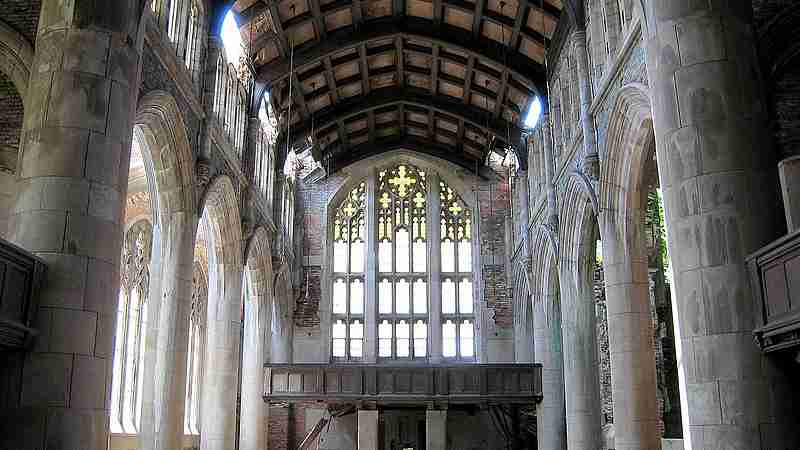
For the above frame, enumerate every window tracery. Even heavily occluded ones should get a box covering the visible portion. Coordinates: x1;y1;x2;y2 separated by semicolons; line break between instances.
377;165;428;359
111;220;153;434
331;182;367;360
440;180;475;359
184;263;207;435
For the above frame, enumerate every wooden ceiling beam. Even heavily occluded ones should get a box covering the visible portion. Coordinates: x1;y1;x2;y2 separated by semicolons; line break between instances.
278;87;523;158
358;44;371;95
472;0;485;38
256;17;545;95
395;37;405;87
351;0;364;30
462;55;475;105
430;45;439;96
308;0;327;39
322;57;340;103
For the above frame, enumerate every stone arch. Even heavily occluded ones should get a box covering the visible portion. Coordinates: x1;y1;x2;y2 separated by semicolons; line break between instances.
135;90;197;220
0;19;33;100
240;226;273;450
595;82;665;449
0;19;33;237
132;91;201;450
557;175;604;450
528;223;566;450
197;174;243;450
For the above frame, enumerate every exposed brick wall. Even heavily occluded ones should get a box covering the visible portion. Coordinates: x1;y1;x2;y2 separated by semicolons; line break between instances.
2;0;41;44
479;179;513;329
0;74;23;173
268;404;291;450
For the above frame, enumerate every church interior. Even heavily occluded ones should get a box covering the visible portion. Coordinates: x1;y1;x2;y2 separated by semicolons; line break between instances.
1;0;800;449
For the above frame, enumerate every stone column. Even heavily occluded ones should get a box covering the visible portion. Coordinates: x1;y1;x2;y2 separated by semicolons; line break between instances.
573;30;598;177
1;2;140;449
599;211;661;450
239;266;269;450
427;173;443;362
559;266;603;450
533;114;567;450
140;214;198;450
357;410;379;450
645;2;800;448
426;409;447;450
364;174;378;362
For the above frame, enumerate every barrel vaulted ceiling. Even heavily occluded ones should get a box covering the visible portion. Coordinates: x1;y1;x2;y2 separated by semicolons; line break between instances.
229;0;565;172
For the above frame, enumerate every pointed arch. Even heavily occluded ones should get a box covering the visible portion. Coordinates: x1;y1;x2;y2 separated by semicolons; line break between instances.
0;19;33;100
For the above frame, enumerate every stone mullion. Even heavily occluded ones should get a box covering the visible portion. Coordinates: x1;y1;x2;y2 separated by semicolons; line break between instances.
427;173;443;363
364;174;377;363
646;2;800;448
6;1;141;448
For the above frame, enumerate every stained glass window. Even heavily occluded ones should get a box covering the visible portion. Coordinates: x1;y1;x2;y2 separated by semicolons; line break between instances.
376;165;428;359
440;179;475;360
331;182;366;360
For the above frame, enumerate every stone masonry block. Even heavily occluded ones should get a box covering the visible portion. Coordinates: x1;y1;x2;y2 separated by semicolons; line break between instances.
36;253;88;310
65;213;119;263
46;71;110;132
49;308;97;355
676;15;726;67
84;257;120;316
21;353;72;407
69;355;107;409
13;176;90;216
85;131;123;188
20;127;88;179
45;408;107;450
63;29;110;77
8;210;66;253
686;381;722;426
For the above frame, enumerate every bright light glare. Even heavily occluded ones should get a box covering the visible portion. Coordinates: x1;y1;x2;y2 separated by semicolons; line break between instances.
524;97;542;128
221;10;243;65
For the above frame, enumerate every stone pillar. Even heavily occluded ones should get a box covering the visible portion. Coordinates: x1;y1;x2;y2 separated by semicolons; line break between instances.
239;267;269;450
599;211;661;450
573;30;598;177
1;2;141;449
645;2;800;448
559;266;603;450
364;174;377;362
779;156;800;232
426;409;447;450
140;214;198;450
357;410;379;450
201;259;244;450
533;113;567;450
428;173;443;362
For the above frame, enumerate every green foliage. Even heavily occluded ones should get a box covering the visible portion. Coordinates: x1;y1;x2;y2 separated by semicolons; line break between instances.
646;190;669;271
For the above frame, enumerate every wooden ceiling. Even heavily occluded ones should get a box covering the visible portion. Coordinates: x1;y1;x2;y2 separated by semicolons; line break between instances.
232;0;563;172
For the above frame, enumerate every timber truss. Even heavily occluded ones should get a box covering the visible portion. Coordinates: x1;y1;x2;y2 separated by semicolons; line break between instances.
230;0;564;172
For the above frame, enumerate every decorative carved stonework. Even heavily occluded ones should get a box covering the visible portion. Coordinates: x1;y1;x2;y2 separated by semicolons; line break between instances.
196;159;212;199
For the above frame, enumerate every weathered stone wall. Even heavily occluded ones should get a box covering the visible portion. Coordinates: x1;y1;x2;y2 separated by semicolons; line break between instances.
593;263;613;426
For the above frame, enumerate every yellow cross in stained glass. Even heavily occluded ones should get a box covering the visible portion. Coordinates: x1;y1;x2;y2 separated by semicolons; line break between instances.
388;166;416;198
448;201;463;216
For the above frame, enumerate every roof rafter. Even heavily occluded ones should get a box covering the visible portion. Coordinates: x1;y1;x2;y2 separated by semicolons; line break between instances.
256;17;545;95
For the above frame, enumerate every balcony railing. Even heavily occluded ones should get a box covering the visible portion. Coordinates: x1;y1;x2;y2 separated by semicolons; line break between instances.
747;229;800;354
263;363;542;404
0;238;45;349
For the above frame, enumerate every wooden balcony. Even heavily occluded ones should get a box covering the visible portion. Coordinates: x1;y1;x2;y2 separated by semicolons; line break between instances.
747;229;800;355
263;363;543;405
0;238;46;350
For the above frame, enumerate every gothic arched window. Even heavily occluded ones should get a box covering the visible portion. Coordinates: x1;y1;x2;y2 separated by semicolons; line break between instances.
184;263;207;435
331;182;366;360
329;164;477;362
110;220;153;434
377;165;428;360
439;180;475;359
